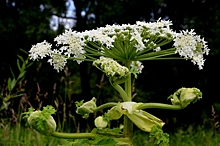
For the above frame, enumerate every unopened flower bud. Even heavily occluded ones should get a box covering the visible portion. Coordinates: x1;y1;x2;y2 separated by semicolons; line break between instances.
168;87;202;108
94;116;108;129
27;111;56;135
76;97;97;119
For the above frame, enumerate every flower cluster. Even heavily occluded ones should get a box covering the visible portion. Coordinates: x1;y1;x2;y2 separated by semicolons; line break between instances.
29;18;209;72
130;61;144;74
29;40;52;60
173;29;210;69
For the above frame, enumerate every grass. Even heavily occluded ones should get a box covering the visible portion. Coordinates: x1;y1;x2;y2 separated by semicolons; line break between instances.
0;123;219;146
133;125;220;146
0;123;64;146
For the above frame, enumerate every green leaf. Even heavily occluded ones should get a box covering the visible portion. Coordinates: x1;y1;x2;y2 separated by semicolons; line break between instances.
96;128;123;136
17;54;24;63
10;78;16;91
9;67;15;79
75;100;84;108
92;136;117;146
19;48;28;54
41;105;56;119
18;70;26;80
17;59;21;71
26;61;34;68
22;107;35;119
149;126;169;146
0;101;11;111
12;93;24;98
7;77;12;91
72;136;117;146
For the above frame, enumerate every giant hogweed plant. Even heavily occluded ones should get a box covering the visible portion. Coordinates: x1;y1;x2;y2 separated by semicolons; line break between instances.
23;18;209;146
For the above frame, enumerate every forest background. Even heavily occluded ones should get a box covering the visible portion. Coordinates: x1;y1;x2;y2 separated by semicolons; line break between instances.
0;0;220;145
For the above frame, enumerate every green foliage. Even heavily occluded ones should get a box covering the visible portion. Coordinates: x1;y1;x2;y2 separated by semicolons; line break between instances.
23;107;35;119
71;136;117;146
36;106;56;131
133;126;220;146
40;105;57;119
75;100;84;108
57;128;123;146
0;52;32;111
0;123;64;146
92;128;123;136
149;126;169;146
23;105;56;121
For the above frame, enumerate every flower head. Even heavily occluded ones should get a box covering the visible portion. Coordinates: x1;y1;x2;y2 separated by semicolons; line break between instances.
29;18;209;72
47;52;67;72
29;40;52;60
173;29;210;69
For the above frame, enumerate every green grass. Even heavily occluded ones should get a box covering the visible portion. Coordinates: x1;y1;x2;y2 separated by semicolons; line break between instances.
133;125;220;146
0;123;219;146
0;123;64;146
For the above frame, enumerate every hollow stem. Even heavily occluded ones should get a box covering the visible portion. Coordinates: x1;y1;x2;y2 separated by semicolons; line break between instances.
51;132;98;139
123;61;133;141
93;102;118;112
137;103;183;110
110;78;129;101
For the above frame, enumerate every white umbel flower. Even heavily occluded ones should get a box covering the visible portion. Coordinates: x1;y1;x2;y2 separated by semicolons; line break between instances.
173;29;209;69
29;40;52;60
48;53;67;72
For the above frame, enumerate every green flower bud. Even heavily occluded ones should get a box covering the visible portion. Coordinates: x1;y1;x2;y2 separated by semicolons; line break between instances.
116;102;164;132
27;111;56;135
93;57;130;81
168;87;202;108
105;102;164;132
76;97;97;118
106;106;123;120
94;116;108;129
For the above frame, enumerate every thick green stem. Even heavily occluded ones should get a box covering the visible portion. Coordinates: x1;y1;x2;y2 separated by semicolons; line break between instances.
123;61;133;142
124;73;132;101
51;132;98;139
51;131;124;139
93;102;117;112
110;78;129;101
137;103;183;110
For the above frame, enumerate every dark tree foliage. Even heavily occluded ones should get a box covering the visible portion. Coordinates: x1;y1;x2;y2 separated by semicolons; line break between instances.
1;0;220;132
0;0;67;78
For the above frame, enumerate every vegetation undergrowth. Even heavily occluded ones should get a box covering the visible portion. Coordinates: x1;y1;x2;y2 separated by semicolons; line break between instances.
133;125;220;146
0;123;219;146
0;123;64;146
